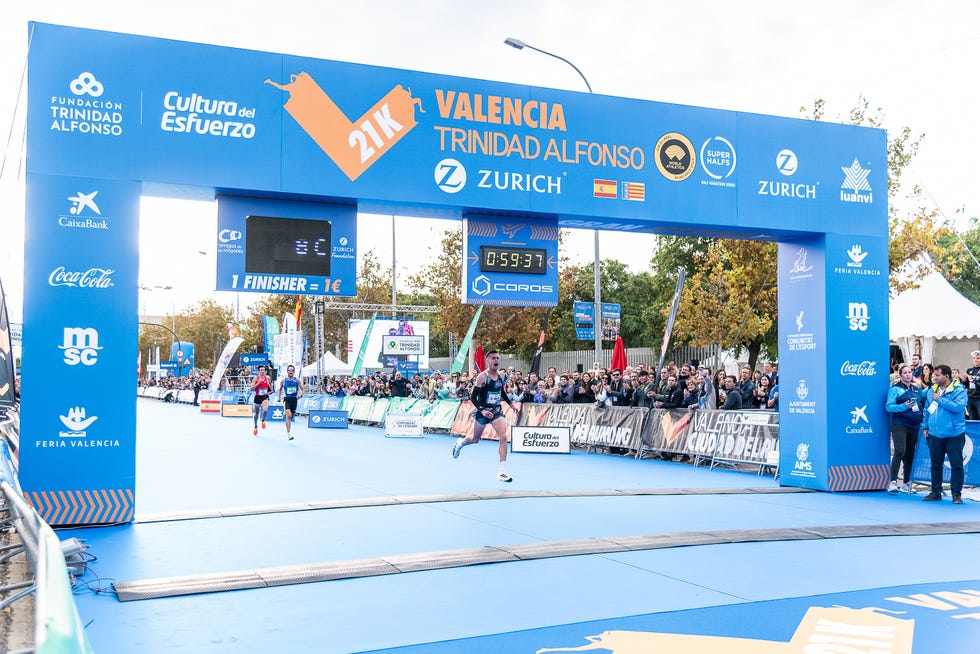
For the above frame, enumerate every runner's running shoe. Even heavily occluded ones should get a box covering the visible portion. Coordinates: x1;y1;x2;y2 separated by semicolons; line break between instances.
452;438;463;459
496;471;513;483
253;427;258;436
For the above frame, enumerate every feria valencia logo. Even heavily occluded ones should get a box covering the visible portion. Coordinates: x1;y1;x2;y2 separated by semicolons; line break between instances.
48;267;114;289
266;73;423;181
840;360;877;376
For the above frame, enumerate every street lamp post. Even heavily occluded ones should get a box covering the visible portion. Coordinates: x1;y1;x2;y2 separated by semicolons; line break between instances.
504;37;602;367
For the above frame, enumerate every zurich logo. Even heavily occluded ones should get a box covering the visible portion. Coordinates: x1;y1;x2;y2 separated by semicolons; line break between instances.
776;149;798;176
434;158;466;193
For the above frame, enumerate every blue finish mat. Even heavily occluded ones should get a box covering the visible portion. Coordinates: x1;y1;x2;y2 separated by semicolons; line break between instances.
64;401;980;653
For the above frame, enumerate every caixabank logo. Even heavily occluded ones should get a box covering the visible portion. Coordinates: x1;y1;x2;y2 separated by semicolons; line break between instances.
267;73;424;181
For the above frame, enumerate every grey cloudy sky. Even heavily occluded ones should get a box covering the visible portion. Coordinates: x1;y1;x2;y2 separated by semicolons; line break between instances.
1;0;977;319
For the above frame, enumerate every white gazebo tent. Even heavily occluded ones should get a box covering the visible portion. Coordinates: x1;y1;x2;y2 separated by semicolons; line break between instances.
889;258;980;365
300;351;354;378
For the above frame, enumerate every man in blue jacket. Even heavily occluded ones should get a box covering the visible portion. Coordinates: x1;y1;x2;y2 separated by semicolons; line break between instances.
922;364;968;503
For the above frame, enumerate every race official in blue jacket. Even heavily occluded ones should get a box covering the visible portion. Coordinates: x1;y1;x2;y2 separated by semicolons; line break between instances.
885;364;926;493
922;364;968;503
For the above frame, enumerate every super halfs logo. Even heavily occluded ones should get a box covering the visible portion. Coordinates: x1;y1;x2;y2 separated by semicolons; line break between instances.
266;74;424;181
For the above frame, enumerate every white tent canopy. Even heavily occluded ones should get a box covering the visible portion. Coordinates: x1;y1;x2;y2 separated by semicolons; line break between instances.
300;351;353;377
889;258;980;364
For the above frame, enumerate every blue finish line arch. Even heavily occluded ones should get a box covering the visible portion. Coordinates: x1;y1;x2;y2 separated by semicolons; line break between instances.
22;22;888;524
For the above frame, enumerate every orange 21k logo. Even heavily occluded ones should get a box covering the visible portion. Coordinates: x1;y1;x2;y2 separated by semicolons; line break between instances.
266;73;424;181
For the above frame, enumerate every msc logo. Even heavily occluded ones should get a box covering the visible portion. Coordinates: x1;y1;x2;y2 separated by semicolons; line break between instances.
435;158;466;193
267;73;423;181
60;327;102;366
59;406;97;437
847;302;870;331
218;229;243;243
70;72;104;97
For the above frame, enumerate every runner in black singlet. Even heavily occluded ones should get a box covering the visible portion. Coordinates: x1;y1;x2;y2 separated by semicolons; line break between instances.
451;349;516;482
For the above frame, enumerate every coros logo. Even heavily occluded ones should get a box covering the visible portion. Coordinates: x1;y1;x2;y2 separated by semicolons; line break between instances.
218;229;243;243
847;302;869;331
699;136;736;185
48;267;115;289
52;73;124;136
655;132;696;181
60;327;102;366
268;73;422;181
472;275;491;296
435;158;467;193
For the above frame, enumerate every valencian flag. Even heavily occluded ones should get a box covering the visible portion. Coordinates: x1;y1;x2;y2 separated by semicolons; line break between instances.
530;307;551;376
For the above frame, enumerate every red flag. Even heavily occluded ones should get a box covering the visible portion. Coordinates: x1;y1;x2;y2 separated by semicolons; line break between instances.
610;336;628;372
295;295;303;326
473;344;486;374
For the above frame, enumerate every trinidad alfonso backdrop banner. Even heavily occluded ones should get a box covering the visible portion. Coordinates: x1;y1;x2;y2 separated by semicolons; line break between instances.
22;22;887;523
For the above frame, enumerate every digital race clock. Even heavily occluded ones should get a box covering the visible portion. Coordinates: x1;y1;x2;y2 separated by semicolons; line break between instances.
479;245;547;275
245;215;332;276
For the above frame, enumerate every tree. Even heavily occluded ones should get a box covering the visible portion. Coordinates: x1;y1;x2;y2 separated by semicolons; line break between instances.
139;299;235;375
670;240;778;370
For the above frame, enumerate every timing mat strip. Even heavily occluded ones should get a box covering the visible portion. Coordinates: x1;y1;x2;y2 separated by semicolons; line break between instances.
114;520;980;601
134;487;813;523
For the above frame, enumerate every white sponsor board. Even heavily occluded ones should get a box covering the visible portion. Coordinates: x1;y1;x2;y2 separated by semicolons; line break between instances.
385;411;423;438
511;425;571;454
381;335;426;355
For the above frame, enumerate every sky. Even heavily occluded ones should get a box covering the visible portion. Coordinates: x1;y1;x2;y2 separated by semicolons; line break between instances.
1;0;978;321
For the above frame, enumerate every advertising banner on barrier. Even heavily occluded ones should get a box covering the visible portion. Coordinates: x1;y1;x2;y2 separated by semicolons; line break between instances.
266;404;286;422
452;401;521;441
512;426;571;454
910;422;980;487
221;404;252;418
199;399;221;414
385;412;423;438
640;408;779;464
423;400;461;430
309;410;349;429
516;404;645;451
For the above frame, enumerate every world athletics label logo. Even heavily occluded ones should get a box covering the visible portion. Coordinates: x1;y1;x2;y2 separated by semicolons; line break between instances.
267;73;424;181
50;72;125;137
654;132;696;182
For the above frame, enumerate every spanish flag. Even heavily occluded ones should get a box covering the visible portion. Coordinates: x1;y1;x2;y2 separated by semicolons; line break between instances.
593;179;617;199
294;295;303;327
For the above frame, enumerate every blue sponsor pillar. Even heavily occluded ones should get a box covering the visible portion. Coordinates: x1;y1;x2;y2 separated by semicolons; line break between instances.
778;235;890;490
21;174;139;524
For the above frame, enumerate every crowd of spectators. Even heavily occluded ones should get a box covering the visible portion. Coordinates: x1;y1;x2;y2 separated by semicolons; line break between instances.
136;360;789;411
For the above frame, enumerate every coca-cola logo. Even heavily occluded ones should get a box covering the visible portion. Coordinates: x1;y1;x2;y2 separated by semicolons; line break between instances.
48;267;115;289
840;360;877;376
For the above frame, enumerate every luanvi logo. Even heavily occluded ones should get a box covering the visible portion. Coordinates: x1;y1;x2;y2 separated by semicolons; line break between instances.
266;73;424;181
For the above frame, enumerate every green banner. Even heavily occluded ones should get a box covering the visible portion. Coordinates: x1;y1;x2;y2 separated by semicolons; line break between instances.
422;399;462;430
450;306;483;375
351;312;377;377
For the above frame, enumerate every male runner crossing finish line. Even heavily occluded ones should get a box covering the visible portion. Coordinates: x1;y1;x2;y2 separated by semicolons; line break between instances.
277;364;303;441
452;349;515;482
